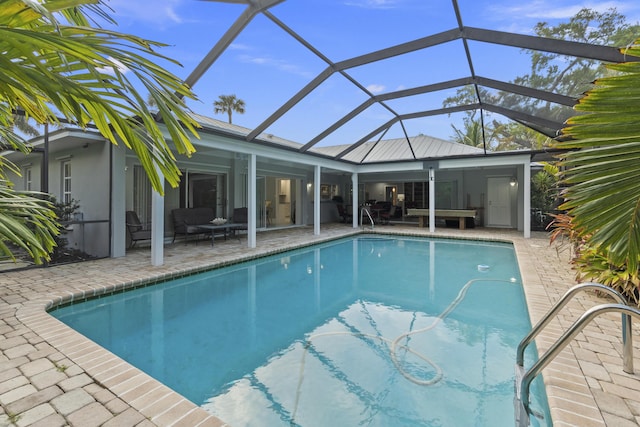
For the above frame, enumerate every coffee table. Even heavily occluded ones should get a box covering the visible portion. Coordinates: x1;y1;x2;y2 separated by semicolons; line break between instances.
197;223;243;246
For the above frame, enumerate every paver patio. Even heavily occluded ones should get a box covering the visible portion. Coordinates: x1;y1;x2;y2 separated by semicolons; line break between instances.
1;224;639;426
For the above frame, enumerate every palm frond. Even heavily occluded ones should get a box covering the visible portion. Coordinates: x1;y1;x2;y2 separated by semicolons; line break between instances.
557;38;640;271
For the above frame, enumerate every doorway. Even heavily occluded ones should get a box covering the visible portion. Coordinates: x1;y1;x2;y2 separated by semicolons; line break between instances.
385;186;397;205
253;175;299;229
487;176;512;227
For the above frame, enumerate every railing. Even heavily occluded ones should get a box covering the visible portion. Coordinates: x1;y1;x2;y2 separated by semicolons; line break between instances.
516;282;631;369
515;282;640;427
360;206;375;230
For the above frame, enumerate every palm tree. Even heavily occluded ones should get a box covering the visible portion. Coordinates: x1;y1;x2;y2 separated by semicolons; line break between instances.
12;113;40;138
450;118;504;151
213;94;246;124
0;0;200;264
554;37;640;302
451;120;484;148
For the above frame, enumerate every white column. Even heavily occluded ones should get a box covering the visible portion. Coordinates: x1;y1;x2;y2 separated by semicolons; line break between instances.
150;166;165;266
248;153;257;248
523;161;531;238
351;173;359;228
111;144;126;258
314;165;321;235
429;167;435;233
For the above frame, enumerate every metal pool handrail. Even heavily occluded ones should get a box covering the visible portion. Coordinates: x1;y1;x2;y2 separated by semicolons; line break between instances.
516;282;631;369
517;303;640;420
360;206;375;230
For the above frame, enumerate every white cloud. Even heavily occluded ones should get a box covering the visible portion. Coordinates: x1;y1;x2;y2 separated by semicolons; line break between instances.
344;0;401;10
366;84;386;93
484;1;640;35
238;54;314;79
96;57;129;76
229;43;251;51
164;6;183;24
493;0;638;21
107;0;185;25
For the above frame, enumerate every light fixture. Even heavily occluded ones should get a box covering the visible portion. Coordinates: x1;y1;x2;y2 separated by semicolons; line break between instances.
510;177;517;187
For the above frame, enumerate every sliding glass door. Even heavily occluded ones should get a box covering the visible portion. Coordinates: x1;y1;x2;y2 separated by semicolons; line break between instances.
189;173;226;216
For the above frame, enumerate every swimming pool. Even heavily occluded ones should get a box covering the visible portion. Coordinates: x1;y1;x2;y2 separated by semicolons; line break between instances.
52;235;550;426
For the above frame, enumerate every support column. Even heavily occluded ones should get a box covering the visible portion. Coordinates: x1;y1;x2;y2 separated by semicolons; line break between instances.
111;144;126;258
523;162;531;238
150;165;165;266
429;167;435;233
314;165;321;236
351;173;359;228
248;153;257;248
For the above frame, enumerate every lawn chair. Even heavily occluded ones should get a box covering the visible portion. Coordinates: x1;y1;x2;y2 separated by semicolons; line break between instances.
336;204;352;223
378;205;396;225
126;211;152;248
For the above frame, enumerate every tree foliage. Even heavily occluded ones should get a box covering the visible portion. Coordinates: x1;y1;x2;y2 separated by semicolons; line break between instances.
444;7;639;151
0;0;201;263
531;163;559;212
507;8;639;119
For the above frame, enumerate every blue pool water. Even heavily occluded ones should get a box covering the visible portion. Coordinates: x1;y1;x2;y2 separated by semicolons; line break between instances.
52;236;550;426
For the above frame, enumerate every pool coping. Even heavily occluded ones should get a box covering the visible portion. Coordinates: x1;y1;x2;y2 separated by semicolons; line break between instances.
3;225;639;426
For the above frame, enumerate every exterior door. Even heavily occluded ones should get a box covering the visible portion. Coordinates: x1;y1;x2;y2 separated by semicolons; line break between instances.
487;177;511;227
190;174;226;217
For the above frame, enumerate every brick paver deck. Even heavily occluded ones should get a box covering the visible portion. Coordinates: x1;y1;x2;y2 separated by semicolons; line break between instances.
1;224;639;426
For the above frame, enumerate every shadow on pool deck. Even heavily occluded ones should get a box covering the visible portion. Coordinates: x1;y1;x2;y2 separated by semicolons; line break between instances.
1;224;639;426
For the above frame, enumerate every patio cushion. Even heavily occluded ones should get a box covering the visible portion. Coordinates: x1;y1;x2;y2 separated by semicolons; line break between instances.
171;207;215;242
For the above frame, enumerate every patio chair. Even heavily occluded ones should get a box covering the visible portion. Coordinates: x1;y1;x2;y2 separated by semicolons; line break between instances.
233;207;248;231
336;204;352;223
126;210;152;248
378;205;396;225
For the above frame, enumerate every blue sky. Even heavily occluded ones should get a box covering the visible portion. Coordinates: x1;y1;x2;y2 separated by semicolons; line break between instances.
102;0;640;146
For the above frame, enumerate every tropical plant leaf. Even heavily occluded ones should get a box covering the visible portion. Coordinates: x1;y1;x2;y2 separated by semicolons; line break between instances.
0;0;201;263
0;181;59;264
0;0;200;192
556;37;640;271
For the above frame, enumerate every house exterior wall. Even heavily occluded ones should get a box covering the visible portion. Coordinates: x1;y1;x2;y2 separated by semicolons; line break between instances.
9;137;111;258
9;126;531;263
66;141;111;257
462;167;519;228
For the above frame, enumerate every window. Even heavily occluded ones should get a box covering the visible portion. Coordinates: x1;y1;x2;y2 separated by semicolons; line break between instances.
24;167;32;191
133;165;152;224
62;161;72;203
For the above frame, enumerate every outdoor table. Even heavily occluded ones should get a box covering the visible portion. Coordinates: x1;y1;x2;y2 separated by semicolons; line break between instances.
197;223;243;246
